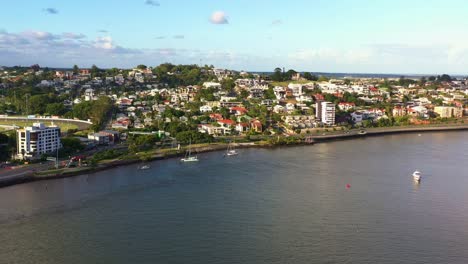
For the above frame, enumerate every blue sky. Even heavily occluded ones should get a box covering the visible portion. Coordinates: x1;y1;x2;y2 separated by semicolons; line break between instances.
1;0;468;74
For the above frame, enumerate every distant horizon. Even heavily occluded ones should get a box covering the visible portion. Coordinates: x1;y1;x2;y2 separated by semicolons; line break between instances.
1;64;467;78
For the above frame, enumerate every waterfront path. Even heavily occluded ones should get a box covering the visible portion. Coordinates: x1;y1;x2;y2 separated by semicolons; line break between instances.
310;124;468;141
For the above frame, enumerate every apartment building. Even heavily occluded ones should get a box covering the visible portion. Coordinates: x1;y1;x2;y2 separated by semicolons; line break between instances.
320;101;336;126
17;123;61;160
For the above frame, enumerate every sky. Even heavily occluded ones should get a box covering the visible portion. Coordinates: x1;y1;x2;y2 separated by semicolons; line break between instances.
2;0;468;74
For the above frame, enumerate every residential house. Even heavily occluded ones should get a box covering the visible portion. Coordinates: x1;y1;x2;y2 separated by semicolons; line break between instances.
198;124;231;136
209;113;223;121
392;106;407;117
288;83;303;97
338;102;355;111
230;106;248;116
273;105;285;113
218;119;235;128
250;119;263;133
200;105;213;113
235;123;250;133
203;82;222;89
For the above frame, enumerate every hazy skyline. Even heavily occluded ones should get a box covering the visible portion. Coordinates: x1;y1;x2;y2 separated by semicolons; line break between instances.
2;0;468;74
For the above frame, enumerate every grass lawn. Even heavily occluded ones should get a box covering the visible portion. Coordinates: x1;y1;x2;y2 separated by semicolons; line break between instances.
0;120;78;131
270;80;314;87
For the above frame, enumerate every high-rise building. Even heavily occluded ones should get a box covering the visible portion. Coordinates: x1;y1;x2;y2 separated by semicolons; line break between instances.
320;101;336;126
315;101;323;120
17;123;61;160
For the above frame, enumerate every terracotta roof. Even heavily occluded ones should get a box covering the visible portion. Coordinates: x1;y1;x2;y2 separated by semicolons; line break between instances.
218;119;235;125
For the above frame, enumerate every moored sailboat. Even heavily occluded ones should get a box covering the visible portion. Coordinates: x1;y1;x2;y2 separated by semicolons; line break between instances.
224;141;238;157
181;140;199;162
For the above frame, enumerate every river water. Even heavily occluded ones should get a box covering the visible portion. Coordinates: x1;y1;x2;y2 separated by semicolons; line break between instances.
0;132;467;264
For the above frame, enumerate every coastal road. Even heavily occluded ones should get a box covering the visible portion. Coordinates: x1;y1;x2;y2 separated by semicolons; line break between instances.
0;162;53;178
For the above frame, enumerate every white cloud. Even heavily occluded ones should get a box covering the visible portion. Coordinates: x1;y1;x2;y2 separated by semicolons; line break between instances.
94;36;114;50
22;30;57;40
3;29;468;73
210;11;228;24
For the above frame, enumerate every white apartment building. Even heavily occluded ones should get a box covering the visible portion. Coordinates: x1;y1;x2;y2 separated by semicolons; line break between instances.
288;83;303;97
320;101;336;126
434;106;463;118
17;123;61;160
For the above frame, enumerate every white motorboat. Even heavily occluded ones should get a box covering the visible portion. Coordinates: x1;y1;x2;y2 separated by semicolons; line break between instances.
139;165;150;170
413;170;421;182
180;156;199;162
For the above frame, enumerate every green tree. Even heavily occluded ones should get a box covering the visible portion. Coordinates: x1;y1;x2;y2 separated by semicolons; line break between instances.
28;94;51;114
89;96;114;130
318;75;329;82
46;103;66;116
72;101;92;120
128;134;157;152
271;67;283;82
106;68;120;76
0;133;12;161
73;65;79;74
439;74;452;82
221;78;236;93
303;72;318;81
90;64;101;78
264;87;276;100
285;69;297;80
61;137;85;153
238;89;249;100
175;130;213;144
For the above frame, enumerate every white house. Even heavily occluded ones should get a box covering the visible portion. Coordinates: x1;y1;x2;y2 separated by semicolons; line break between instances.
288;83;303;97
351;112;363;124
202;82;222;89
199;105;213;113
273;105;285;113
285;103;296;113
338;102;355;111
235;123;250;133
198;124;231;136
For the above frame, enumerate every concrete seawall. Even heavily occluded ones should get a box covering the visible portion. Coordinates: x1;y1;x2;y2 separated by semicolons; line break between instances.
311;125;468;142
0;171;34;188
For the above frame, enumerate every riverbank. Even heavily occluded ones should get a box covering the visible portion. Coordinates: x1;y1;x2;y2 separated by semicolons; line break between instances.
311;124;468;142
1;124;467;188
